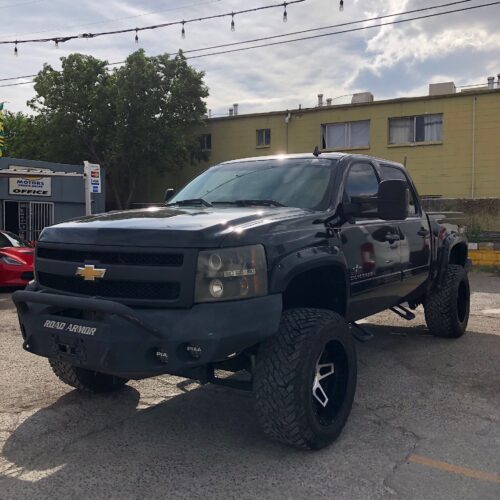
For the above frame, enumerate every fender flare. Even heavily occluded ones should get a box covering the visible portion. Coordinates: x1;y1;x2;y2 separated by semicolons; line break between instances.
270;246;349;296
435;233;468;289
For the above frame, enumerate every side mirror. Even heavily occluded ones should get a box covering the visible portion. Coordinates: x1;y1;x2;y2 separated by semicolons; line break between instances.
164;188;175;203
378;180;409;220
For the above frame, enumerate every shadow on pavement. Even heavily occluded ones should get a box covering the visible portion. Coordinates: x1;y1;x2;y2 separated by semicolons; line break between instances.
1;325;499;499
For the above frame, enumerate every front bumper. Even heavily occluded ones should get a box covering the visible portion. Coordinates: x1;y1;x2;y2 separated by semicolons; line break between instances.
13;287;282;379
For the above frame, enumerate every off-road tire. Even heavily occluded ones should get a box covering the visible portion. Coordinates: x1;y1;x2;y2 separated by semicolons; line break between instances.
424;264;470;338
254;308;357;450
49;359;128;393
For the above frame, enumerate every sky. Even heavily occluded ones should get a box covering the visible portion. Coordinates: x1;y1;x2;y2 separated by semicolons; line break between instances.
1;0;500;116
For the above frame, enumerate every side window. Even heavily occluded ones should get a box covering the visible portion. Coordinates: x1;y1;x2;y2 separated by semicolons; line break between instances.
345;163;379;198
380;164;417;215
344;162;379;218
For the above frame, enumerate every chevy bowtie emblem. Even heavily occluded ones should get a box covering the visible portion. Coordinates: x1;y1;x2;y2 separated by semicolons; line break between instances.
75;265;106;281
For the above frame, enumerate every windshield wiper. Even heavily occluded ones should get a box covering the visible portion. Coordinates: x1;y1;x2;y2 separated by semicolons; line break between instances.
236;199;286;207
220;199;286;207
166;198;213;207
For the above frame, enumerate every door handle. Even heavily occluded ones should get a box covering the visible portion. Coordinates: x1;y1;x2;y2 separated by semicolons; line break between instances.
417;228;430;237
385;232;400;243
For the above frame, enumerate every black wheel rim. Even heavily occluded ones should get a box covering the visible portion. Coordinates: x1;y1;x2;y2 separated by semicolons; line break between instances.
457;280;469;323
312;340;349;426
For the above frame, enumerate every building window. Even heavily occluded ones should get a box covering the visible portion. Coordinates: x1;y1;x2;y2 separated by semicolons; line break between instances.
200;134;212;151
389;114;443;144
321;120;370;150
256;128;271;147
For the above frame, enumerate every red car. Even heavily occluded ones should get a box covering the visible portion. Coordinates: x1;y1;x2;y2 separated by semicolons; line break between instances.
0;231;35;288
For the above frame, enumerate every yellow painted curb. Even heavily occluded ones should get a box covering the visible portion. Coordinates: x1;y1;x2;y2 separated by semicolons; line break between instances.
469;249;500;267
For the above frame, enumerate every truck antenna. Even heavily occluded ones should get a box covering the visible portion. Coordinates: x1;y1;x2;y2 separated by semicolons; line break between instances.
313;146;321;157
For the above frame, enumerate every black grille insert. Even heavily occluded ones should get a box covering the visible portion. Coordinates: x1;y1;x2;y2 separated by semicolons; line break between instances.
38;272;180;301
37;247;183;267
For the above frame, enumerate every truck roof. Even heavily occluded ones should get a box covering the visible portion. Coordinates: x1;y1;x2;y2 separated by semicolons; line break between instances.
221;152;405;169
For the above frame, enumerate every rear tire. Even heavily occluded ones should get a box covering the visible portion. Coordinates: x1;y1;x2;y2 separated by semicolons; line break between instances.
424;264;470;338
49;359;128;393
254;308;357;450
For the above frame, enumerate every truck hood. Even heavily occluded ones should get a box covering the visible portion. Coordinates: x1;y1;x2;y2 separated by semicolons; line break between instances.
39;206;314;248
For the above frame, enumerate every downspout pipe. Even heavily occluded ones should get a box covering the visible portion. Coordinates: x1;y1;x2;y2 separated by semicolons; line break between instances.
285;110;292;154
471;96;477;199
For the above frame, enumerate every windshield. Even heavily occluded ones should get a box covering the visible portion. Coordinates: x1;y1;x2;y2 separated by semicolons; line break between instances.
170;159;336;211
0;231;31;248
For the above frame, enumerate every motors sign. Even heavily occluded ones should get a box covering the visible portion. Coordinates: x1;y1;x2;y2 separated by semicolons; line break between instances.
8;167;52;197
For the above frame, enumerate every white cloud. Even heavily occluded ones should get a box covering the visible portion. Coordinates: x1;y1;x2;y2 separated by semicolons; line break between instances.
1;0;500;115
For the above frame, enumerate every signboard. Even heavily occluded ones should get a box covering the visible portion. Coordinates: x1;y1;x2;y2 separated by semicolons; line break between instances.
84;162;101;194
8;166;52;197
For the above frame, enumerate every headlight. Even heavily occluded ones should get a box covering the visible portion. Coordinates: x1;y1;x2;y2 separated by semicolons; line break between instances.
0;255;23;266
195;245;268;303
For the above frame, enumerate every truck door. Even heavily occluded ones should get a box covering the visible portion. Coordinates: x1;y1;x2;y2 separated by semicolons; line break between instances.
379;164;431;298
340;161;402;320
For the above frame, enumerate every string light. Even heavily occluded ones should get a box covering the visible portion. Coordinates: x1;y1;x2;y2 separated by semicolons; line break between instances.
339;0;344;11
181;21;186;38
283;2;288;22
0;0;307;50
54;39;59;48
14;41;18;56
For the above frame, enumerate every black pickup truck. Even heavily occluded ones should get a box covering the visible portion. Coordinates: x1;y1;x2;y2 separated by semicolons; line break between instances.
13;152;470;450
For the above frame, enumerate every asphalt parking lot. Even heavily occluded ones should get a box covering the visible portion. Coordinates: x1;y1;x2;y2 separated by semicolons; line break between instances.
0;271;499;500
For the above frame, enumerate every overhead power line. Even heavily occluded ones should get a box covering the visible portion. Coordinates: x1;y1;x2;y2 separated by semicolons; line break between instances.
185;0;500;60
0;0;474;83
0;0;306;51
2;0;224;40
1;0;499;88
182;0;474;55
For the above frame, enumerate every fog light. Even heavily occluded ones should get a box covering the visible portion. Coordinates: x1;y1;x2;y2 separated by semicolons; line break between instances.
155;349;169;364
186;344;202;359
209;279;224;298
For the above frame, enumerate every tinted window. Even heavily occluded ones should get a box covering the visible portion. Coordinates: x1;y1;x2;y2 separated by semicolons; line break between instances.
380;165;417;215
0;231;30;247
0;234;10;248
171;159;335;211
345;163;379;198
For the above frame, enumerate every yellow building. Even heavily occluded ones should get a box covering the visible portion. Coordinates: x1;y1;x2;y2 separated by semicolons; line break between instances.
141;81;500;202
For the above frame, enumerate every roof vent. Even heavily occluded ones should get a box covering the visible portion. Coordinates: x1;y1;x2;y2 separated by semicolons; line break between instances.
317;94;324;107
488;76;495;89
229;108;234;117
326;98;333;106
233;103;239;116
351;92;374;104
429;82;456;96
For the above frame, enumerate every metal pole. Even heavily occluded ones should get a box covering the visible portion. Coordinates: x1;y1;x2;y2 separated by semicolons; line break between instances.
83;161;92;215
471;97;477;199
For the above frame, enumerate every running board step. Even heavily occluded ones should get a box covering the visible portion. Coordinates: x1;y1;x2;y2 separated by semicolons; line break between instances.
390;305;416;321
350;322;374;342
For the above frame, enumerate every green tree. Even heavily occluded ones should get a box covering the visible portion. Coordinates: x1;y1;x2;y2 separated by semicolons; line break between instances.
29;49;208;208
2;111;49;160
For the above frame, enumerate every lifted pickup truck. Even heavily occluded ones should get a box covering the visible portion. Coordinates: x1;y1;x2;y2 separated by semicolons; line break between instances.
13;153;470;450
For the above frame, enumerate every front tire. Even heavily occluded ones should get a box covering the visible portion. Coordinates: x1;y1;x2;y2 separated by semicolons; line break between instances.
424;264;470;338
254;308;357;450
49;359;128;393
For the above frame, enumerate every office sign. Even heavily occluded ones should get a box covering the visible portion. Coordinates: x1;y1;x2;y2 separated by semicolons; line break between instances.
8;166;52;197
